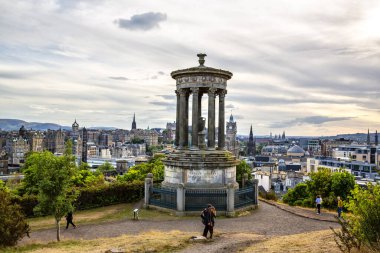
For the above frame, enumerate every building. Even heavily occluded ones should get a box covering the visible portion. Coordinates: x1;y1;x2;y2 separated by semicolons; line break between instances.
131;113;137;130
225;114;239;156
44;129;65;154
321;138;353;156
247;125;256;157
307;139;321;155
307;156;378;179
28;131;44;152
332;145;371;163
6;136;29;165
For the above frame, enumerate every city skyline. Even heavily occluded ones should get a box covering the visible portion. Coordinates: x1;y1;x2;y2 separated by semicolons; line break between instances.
1;1;380;136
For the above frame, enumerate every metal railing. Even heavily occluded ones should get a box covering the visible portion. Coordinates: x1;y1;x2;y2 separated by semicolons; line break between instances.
149;186;177;209
185;189;227;211
235;186;256;209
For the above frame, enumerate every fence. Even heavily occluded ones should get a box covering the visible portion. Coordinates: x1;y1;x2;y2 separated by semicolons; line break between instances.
149;186;177;209
185;189;227;211
234;185;256;209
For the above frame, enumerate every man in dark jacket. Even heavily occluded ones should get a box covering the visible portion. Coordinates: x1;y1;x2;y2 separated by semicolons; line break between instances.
201;204;216;239
65;211;76;229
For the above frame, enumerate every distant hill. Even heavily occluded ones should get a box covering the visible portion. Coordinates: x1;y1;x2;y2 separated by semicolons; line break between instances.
0;119;70;131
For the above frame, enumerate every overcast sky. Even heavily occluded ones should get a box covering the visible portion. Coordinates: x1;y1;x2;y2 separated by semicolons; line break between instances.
1;0;379;136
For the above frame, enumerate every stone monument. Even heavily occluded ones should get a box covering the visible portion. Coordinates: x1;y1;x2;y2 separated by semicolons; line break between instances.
146;54;257;216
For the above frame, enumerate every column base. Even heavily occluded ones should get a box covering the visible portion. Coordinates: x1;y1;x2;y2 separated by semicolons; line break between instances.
207;147;216;151
190;146;200;151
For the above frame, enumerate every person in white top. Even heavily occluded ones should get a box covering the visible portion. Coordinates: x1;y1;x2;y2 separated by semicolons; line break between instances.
315;195;322;214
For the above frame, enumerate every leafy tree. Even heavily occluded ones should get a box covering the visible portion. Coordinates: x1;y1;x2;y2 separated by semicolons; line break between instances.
131;137;144;144
0;189;30;247
345;184;380;251
306;167;332;199
117;154;165;182
97;162;116;175
331;170;355;200
282;183;308;205
71;163;105;188
22;141;78;241
236;160;252;183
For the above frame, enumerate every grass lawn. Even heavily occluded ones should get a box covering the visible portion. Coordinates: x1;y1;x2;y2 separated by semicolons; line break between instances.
2;230;194;253
243;230;341;253
27;202;191;231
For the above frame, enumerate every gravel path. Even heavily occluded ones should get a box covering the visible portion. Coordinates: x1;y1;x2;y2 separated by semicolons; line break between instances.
22;201;338;248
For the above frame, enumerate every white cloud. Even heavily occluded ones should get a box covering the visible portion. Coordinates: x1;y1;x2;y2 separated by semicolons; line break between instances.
0;0;379;135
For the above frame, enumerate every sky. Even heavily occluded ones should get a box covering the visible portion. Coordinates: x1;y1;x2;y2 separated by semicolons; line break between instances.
0;0;379;136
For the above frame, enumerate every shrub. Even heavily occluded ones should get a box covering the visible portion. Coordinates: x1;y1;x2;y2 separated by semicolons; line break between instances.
0;190;30;247
11;194;38;217
259;189;277;201
346;184;380;251
75;181;144;210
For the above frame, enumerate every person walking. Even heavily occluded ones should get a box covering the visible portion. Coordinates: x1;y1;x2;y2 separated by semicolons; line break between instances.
315;195;322;215
65;211;76;229
337;196;343;218
201;204;216;239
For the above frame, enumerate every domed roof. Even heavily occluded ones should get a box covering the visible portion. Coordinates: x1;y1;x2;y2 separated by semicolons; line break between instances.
287;145;305;154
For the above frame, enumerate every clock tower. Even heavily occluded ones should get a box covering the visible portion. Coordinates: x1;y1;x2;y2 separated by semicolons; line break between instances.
226;114;239;156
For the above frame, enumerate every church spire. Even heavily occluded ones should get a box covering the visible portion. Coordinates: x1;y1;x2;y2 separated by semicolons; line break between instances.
375;130;378;146
367;129;370;145
132;113;136;130
247;125;255;156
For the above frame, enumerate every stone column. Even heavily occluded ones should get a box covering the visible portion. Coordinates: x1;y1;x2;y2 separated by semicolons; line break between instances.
185;91;189;147
176;183;185;216
207;88;217;149
218;90;226;150
179;89;188;149
198;92;202;119
144;173;153;208
226;183;235;217
175;90;180;147
191;88;200;149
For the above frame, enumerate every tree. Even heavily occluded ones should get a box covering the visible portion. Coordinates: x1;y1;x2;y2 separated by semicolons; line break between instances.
331;170;355;200
0;189;30;247
22;141;78;241
345;184;380;251
71;162;105;188
117;154;165;182
306;167;332;198
97;161;116;176
236;160;252;183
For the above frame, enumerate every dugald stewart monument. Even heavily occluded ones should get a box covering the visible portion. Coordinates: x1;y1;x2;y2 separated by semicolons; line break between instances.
144;54;258;216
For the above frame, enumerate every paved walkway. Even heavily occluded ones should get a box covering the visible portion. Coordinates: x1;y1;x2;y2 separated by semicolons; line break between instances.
22;201;338;247
260;199;337;222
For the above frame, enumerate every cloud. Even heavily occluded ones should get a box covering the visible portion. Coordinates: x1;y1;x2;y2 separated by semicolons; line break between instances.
225;104;236;109
109;76;129;81
158;71;165;75
156;95;175;100
115;12;167;31
270;116;354;128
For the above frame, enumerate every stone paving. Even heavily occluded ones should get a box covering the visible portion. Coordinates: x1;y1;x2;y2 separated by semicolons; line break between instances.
22;201;338;246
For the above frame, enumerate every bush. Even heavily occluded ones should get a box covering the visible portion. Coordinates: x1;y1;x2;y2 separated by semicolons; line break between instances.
12;182;145;216
346;184;380;251
282;183;309;206
11;194;38;217
259;189;277;201
0;190;30;247
75;181;144;210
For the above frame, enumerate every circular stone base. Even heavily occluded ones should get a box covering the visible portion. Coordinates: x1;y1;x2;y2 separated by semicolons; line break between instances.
163;149;239;188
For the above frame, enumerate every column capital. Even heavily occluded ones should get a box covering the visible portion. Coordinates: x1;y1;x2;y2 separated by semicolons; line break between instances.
208;87;217;96
175;90;180;96
190;87;200;94
219;89;227;98
178;88;188;96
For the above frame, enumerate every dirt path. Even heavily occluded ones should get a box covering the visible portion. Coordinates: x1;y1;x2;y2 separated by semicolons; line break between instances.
22;201;338;251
